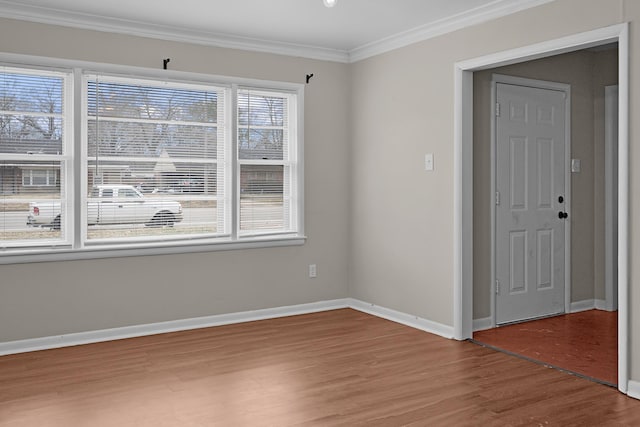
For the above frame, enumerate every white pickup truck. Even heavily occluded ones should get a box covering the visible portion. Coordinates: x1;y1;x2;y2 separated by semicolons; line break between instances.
27;185;183;229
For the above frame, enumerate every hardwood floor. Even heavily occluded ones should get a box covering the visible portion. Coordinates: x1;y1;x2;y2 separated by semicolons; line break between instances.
473;309;617;385
1;309;639;426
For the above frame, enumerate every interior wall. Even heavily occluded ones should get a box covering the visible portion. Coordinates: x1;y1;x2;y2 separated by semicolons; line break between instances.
349;0;640;379
593;48;620;301
472;48;618;320
2;0;640;383
0;18;351;342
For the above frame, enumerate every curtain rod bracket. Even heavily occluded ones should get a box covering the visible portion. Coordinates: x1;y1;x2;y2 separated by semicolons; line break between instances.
163;58;171;70
306;73;314;84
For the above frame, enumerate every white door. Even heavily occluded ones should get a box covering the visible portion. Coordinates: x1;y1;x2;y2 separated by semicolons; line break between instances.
495;82;567;325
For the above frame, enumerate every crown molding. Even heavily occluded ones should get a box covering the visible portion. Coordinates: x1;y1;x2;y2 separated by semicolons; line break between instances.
348;0;555;62
0;0;554;64
0;1;350;63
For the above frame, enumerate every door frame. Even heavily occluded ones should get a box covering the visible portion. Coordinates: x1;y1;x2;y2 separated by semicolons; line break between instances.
453;23;629;394
490;75;572;327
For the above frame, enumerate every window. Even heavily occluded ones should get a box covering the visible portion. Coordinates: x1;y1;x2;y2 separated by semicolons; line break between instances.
0;61;303;259
22;169;57;187
84;75;227;243
238;89;298;236
0;66;70;247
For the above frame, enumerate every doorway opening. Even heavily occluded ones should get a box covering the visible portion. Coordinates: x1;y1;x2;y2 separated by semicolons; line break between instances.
473;47;618;386
453;23;629;393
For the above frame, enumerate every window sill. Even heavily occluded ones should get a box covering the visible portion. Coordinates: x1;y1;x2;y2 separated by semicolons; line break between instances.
0;235;307;265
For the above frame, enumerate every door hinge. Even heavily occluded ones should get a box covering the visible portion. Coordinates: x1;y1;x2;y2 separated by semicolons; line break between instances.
495;102;501;117
495;280;500;295
495;191;500;205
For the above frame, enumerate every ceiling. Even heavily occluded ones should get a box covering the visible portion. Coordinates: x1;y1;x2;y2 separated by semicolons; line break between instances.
0;0;553;62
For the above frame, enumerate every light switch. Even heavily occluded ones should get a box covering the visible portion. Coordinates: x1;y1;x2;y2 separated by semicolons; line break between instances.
571;158;581;173
425;153;434;171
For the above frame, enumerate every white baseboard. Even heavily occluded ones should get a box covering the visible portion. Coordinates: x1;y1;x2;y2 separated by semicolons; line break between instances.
570;300;595;313
571;299;612;313
0;297;457;356
627;380;640;400
1;296;636;401
0;299;351;356
473;316;493;332
348;298;455;339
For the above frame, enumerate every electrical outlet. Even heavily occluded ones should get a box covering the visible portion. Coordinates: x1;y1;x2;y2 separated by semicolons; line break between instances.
309;264;317;278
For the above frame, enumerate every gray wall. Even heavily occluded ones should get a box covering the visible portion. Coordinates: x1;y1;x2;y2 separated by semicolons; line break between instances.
0;18;351;342
3;0;640;384
593;48;620;301
472;48;618;319
349;0;640;380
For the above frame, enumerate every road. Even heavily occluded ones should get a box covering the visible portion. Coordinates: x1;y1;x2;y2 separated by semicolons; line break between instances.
0;204;283;232
0;208;216;232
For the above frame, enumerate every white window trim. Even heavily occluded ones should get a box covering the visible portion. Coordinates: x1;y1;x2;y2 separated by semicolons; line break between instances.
0;53;305;264
236;87;299;238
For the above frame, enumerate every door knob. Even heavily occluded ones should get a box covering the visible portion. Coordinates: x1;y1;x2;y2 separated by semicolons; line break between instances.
558;211;568;219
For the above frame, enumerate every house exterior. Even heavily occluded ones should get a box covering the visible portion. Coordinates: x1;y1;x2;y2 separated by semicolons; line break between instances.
0;139;62;194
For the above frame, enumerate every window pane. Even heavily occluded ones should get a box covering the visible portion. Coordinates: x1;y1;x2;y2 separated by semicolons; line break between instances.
0;69;65;156
0;67;68;248
85;74;226;244
87;121;218;160
238;91;288;160
240;164;287;233
85;159;219;241
0;160;65;243
87;81;218;123
0;71;64;114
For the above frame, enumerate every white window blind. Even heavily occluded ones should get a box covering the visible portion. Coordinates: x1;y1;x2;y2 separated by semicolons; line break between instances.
84;75;228;243
0;66;71;247
237;89;298;236
0;56;303;259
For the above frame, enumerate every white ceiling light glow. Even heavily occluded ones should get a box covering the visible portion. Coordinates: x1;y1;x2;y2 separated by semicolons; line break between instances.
323;0;337;7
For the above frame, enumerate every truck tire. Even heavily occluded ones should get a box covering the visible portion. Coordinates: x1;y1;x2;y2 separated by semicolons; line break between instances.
149;211;175;227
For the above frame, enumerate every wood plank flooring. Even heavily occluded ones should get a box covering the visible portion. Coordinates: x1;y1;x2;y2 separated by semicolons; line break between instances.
473;309;617;385
1;308;639;426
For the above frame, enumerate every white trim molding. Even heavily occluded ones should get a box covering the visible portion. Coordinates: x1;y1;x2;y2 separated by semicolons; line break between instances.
349;299;455;339
0;298;456;357
350;0;553;62
0;0;553;64
570;300;594;313
628;381;640;401
0;1;349;63
473;317;494;332
570;299;609;313
0;299;350;356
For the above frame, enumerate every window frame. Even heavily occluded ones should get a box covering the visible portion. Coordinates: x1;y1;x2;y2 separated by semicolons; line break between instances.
236;87;299;238
80;73;232;246
0;54;305;264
